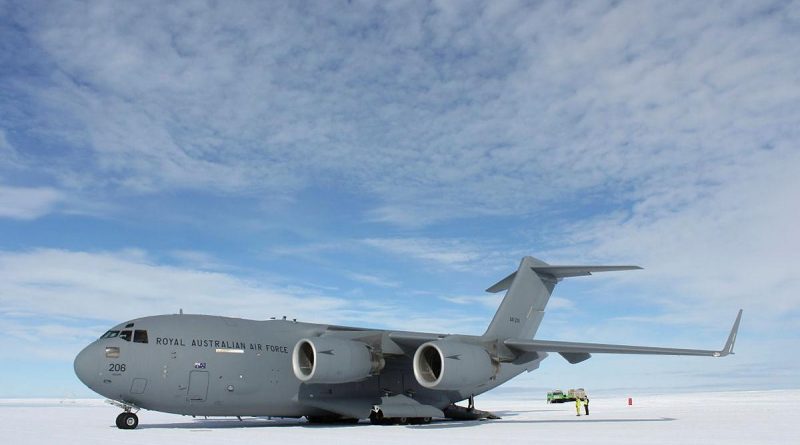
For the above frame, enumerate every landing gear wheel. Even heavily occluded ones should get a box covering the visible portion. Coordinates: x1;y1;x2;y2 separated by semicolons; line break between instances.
397;417;408;425
116;412;138;429
370;410;384;425
409;416;433;425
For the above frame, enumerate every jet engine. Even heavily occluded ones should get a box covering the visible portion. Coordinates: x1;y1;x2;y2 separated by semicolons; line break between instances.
412;340;495;390
292;337;384;384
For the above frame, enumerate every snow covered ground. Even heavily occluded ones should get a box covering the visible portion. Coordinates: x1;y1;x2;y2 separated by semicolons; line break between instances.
1;390;792;444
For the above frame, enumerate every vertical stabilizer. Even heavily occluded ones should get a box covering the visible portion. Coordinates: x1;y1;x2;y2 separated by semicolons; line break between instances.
482;256;641;340
482;256;555;340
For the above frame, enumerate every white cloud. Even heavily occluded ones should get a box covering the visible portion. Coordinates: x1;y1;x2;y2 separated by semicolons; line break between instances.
0;248;498;360
0;318;109;361
0;248;345;323
0;185;63;220
440;294;573;312
439;294;504;309
346;272;400;288
544;148;800;325
0;129;18;166
361;237;516;272
168;250;229;271
1;0;797;375
4;1;796;226
363;237;478;266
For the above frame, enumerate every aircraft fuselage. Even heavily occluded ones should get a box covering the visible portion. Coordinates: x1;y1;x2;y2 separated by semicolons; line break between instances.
74;314;541;417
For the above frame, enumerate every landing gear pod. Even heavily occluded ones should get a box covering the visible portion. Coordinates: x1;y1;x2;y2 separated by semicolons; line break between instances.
292;337;385;384
413;341;495;390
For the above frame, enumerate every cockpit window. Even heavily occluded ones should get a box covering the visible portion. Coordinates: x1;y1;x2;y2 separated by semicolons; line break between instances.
133;330;148;344
119;330;132;342
125;322;134;328
100;330;120;339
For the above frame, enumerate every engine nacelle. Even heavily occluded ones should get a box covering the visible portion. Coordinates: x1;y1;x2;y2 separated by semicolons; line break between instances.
292;337;384;384
413;340;495;390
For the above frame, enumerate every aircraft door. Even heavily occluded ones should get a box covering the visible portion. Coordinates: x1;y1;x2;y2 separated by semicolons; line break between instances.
130;378;147;395
187;371;209;402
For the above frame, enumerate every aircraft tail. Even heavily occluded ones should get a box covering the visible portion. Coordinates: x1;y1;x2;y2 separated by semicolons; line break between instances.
482;256;641;340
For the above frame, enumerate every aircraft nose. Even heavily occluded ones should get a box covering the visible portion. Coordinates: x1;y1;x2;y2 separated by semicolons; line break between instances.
74;345;96;388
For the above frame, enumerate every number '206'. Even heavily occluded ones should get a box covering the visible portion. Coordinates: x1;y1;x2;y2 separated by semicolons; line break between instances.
108;363;126;372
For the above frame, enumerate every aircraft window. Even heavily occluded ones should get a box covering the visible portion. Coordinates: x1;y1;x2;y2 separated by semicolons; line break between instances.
100;330;120;339
105;347;120;358
125;323;134;328
133;330;148;344
119;330;132;342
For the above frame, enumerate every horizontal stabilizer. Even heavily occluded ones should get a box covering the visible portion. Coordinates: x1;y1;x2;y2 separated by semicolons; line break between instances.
504;309;743;358
486;265;641;293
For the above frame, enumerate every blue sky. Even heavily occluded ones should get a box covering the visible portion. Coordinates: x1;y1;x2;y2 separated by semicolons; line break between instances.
1;0;798;397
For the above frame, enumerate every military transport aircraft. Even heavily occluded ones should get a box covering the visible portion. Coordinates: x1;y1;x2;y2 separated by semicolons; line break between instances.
74;256;742;429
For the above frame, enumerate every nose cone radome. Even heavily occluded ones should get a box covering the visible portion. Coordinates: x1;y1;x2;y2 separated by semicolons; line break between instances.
74;345;96;389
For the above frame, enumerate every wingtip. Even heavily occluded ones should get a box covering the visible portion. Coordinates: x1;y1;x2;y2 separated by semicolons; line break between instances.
721;309;743;356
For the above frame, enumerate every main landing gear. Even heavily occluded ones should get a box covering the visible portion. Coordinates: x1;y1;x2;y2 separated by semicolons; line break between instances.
442;395;501;420
106;399;140;429
368;410;432;425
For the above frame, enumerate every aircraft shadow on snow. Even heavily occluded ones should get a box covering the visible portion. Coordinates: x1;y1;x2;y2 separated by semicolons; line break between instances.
135;415;676;430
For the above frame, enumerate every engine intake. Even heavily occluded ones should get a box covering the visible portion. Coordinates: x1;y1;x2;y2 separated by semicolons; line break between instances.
292;337;384;384
413;340;495;390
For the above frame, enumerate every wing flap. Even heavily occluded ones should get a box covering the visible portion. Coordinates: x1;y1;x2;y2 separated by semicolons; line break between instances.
387;331;445;346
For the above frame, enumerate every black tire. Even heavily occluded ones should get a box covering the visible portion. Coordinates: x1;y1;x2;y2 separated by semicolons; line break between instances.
369;411;386;425
127;413;139;429
398;417;408;425
117;412;138;429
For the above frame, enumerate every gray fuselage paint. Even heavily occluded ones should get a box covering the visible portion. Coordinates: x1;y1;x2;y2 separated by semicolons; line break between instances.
75;314;545;417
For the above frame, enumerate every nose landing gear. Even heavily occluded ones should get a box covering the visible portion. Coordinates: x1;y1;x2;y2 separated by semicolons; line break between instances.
106;399;140;429
115;412;139;429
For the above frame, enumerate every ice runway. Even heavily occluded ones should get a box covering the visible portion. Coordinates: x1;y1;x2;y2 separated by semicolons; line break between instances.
1;390;791;445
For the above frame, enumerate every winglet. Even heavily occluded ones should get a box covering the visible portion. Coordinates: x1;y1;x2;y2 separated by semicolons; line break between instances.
716;309;743;357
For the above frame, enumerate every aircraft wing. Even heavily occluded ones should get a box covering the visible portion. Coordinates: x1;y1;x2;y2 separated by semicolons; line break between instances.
505;309;742;359
325;324;445;345
319;327;448;355
387;331;446;346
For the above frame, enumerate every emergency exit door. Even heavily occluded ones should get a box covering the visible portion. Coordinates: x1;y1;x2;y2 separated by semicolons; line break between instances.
187;371;209;402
